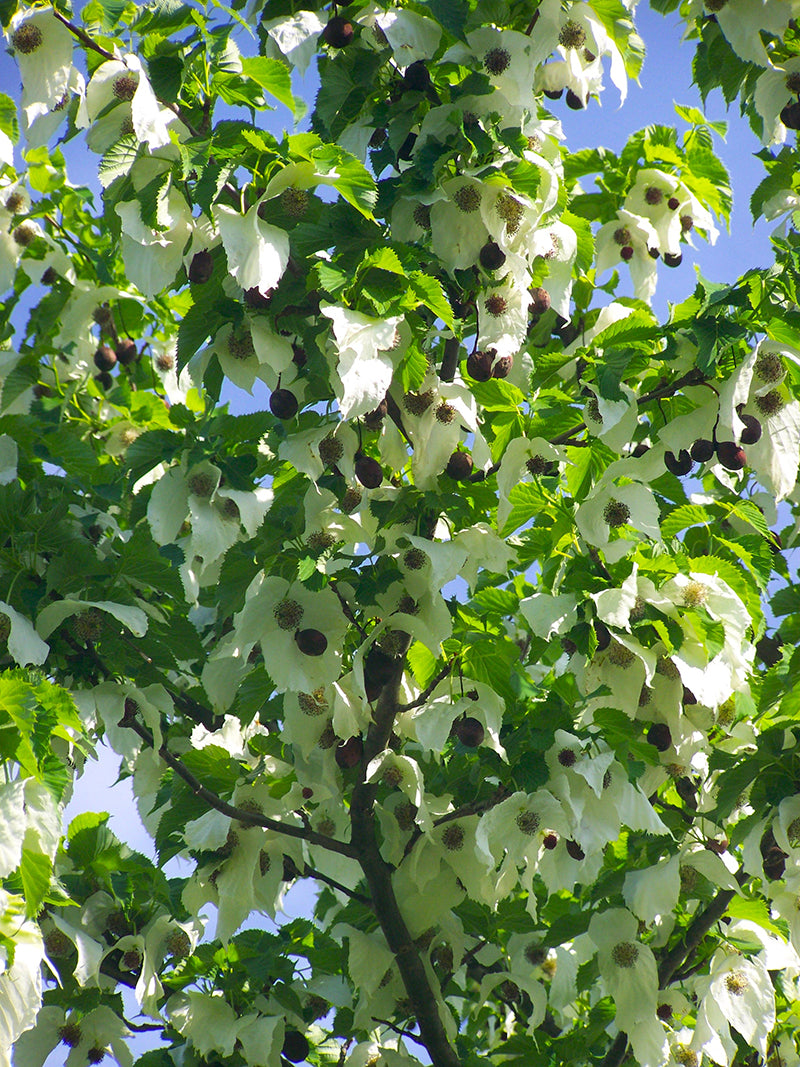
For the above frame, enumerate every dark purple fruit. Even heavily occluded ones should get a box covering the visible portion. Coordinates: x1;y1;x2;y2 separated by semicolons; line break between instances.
543;89;563;100
756;635;783;667
403;60;431;92
188;249;213;284
594;620;611;651
479;241;506;271
543;832;558;849
760;827;787;880
690;438;715;463
529;287;551;315
664;449;693;476
397;132;417;160
282;1031;310;1063
675;777;697;810
292;343;307;367
739;413;762;445
716;441;747;471
492;355;513;378
664;252;682;268
363;398;388;431
244;286;273;309
667;197;680;211
454;716;484;747
682;687;697;706
565;89;584;110
466;350;494;381
335;735;363;769
94;372;113;391
565;839;585;860
620;246;634;261
322;15;354;47
115;338;138;366
780;101;800;129
295;629;328;656
94;344;117;372
270;388;298;420
354;453;383;489
446;451;474;480
646;723;672;752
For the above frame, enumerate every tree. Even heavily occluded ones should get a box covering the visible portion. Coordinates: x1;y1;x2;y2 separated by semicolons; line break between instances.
2;0;800;1065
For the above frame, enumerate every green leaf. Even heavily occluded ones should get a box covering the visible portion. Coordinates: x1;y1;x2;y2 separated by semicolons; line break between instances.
20;847;52;918
406;272;454;329
116;524;185;600
461;633;519;705
98;135;140;188
0;92;19;141
596;349;634;401
125;429;183;481
177;300;223;372
241;56;295;112
561;211;594;275
661;504;711;538
147;54;184;104
425;0;468;39
407;641;439;688
181;745;241;796
770;585;799;617
500;482;549;537
310;142;377;218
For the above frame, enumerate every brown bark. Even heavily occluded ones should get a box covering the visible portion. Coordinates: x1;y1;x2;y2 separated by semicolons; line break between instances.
349;658;462;1067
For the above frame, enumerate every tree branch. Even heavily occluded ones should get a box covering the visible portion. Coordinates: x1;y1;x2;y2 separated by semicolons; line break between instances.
600;867;747;1067
402;785;509;861
299;861;372;907
657;869;747;988
350;656;462;1067
397;657;456;712
372;1017;428;1048
53;10;201;136
600;1032;629;1067
124;718;358;859
53;10;115;60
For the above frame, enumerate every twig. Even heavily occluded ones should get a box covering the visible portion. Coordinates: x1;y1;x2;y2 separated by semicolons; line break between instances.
124;718;358;859
432;786;509;828
53;11;201;137
524;10;540;34
385;392;411;445
402;787;509;864
124;1020;166;1032
372;1018;428;1048
331;582;368;640
397;658;456;712
300;862;372;907
552;368;708;448
53;10;115;60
